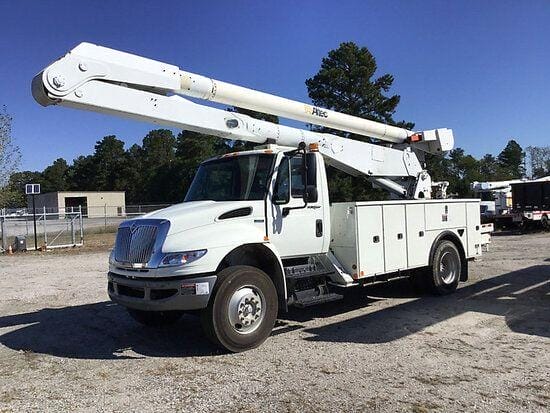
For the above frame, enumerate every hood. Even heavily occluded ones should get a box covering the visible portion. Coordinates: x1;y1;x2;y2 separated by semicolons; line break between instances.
142;201;258;235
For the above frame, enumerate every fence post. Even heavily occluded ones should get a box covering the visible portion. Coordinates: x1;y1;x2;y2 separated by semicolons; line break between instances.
43;206;48;247
79;205;84;245
0;217;5;251
70;216;75;246
104;203;107;228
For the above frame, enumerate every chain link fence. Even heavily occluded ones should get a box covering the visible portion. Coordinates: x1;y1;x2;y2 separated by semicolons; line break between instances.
0;204;170;252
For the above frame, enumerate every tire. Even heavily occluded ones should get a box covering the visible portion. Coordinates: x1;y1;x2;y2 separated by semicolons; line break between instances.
428;240;461;295
127;308;183;326
201;265;278;352
542;215;549;231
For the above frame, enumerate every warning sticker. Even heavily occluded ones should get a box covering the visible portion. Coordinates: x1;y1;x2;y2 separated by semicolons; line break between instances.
195;282;210;295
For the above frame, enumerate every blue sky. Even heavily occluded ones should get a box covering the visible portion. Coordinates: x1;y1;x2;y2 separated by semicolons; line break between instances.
1;0;549;171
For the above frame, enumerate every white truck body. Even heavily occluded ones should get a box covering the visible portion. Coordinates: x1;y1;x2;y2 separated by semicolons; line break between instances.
33;43;490;352
331;199;482;279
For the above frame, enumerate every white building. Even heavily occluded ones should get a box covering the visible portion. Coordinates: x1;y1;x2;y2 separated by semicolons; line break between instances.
28;191;126;218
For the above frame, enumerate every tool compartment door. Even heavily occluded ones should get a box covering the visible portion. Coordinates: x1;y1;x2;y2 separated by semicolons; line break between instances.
425;202;466;230
466;202;482;257
382;204;407;272
405;203;428;267
356;205;384;277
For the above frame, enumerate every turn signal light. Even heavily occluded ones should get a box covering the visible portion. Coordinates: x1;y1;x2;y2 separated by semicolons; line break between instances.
408;133;422;143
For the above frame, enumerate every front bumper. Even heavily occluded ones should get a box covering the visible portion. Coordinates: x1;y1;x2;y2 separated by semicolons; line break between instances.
108;272;217;311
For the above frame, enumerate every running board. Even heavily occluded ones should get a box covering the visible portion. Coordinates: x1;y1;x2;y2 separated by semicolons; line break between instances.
293;292;343;308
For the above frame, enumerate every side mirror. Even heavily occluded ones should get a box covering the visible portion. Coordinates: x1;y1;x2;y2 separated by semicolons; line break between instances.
304;185;318;203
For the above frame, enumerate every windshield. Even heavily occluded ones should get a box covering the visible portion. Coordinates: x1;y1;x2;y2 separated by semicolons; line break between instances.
185;154;275;202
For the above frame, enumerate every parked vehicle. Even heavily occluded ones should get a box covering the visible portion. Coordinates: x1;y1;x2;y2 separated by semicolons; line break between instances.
511;180;550;230
472;178;550;228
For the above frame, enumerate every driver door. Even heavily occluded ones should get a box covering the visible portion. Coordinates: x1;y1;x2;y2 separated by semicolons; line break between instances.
268;153;325;257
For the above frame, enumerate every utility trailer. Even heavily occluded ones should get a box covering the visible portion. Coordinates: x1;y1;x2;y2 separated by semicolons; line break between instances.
33;43;490;352
511;180;550;230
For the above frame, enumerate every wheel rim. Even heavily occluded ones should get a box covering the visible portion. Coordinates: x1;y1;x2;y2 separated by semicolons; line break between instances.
439;251;459;284
228;285;265;335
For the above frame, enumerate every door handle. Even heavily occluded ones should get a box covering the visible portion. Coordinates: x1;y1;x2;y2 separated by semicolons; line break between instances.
316;219;323;237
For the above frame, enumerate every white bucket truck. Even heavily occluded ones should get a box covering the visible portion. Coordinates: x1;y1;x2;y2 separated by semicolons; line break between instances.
33;43;488;351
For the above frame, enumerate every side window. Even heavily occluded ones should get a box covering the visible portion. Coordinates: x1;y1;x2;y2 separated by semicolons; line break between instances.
290;156;304;198
290;153;317;199
274;157;290;204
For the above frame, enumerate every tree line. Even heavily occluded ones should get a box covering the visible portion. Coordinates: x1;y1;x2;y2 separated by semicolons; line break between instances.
1;42;549;208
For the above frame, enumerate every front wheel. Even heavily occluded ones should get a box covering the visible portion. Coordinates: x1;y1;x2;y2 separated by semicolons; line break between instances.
428;240;461;295
201;265;278;352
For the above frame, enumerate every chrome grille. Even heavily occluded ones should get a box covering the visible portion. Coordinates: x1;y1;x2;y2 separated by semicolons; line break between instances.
114;225;158;265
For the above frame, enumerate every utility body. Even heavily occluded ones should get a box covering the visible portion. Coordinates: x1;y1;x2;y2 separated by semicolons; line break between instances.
34;43;489;351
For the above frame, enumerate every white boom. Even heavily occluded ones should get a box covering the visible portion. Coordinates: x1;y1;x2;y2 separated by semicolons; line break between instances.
32;42;454;198
472;176;550;192
472;179;527;192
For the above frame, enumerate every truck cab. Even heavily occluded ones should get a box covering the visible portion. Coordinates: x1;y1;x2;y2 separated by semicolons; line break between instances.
109;146;329;277
108;146;337;350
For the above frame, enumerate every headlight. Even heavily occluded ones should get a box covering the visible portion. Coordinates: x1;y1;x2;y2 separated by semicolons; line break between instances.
160;249;207;267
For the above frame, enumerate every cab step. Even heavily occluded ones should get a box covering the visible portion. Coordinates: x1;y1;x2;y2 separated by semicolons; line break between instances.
293;292;343;308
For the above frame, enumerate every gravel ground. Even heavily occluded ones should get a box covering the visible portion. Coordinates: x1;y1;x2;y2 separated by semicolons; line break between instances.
0;233;548;412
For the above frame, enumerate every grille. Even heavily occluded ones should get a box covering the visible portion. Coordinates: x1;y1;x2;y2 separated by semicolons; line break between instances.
114;225;158;265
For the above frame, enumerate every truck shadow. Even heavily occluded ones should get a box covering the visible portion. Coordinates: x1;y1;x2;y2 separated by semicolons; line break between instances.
0;302;221;359
491;229;523;237
0;265;547;359
297;265;549;344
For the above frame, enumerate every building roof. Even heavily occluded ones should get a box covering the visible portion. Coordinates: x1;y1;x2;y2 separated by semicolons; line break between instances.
38;191;126;195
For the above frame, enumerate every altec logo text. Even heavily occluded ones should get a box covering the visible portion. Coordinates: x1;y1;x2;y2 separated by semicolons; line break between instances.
311;107;328;118
304;105;329;118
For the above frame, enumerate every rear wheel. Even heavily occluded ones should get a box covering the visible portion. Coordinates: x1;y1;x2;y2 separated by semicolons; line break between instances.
127;308;183;326
201;265;278;352
541;215;549;231
428;240;461;295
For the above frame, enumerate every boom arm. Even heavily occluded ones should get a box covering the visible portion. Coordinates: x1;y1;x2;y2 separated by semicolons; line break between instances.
472;176;550;193
32;42;454;198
